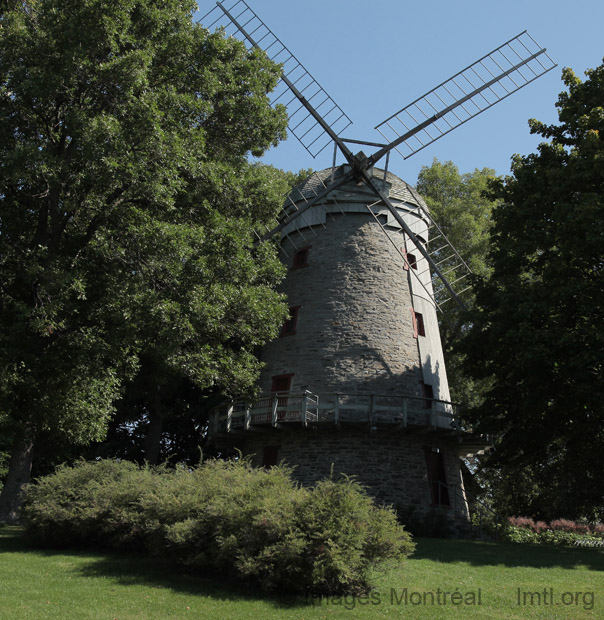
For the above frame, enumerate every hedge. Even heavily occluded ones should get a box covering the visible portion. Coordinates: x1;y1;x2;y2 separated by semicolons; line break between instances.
22;458;415;595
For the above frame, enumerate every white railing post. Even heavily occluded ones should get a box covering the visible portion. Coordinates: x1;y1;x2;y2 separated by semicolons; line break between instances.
302;391;308;427
226;405;233;433
272;394;278;427
245;405;251;430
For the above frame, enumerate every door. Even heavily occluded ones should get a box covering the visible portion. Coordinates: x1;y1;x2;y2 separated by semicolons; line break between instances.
424;447;450;506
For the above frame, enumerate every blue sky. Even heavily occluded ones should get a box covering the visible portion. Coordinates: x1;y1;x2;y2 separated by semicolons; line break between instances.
195;0;604;186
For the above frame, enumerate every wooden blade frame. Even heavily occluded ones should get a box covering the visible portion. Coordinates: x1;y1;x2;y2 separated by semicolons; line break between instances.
201;2;556;308
200;0;354;159
371;31;557;163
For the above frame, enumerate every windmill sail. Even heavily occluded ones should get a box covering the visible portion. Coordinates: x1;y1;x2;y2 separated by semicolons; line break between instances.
200;2;556;310
200;0;353;158
372;31;556;162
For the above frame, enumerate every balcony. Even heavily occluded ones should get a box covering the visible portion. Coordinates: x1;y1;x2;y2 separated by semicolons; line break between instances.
209;391;467;436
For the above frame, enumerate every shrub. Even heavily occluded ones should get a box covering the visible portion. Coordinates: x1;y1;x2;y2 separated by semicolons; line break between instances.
533;521;548;533
592;523;604;537
508;516;536;530
295;476;415;594
550;519;579;533
503;516;604;547
22;459;163;549
538;530;579;546
507;516;548;533
156;459;310;591
503;525;539;544
22;459;414;595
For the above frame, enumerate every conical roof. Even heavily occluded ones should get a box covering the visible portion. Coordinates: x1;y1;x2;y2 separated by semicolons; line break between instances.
286;165;429;211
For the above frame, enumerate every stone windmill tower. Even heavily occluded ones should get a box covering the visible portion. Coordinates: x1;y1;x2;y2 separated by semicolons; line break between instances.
203;1;555;518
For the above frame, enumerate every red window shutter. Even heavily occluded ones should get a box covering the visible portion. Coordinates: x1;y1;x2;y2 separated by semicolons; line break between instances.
411;309;425;338
416;312;425;337
271;374;293;409
292;246;310;269
271;374;293;393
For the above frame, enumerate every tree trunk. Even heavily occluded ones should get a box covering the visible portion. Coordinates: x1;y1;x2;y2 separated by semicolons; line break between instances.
0;435;35;524
143;384;164;465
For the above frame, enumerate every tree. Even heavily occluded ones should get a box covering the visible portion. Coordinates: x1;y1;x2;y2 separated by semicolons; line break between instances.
461;61;604;520
93;165;312;466
0;0;289;521
416;159;499;405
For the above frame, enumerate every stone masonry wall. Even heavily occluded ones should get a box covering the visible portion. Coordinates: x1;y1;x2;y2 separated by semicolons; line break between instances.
240;429;467;517
259;212;425;399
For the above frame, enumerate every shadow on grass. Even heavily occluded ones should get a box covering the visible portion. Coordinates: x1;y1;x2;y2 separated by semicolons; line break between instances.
4;524;603;611
413;537;604;572
0;526;310;610
0;525;40;552
76;555;309;609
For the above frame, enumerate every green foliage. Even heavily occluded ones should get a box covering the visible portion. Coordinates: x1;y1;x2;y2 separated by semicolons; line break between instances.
417;159;498;280
22;459;414;595
20;459;158;548
93;165;312;466
0;0;290;515
293;476;414;594
460;60;604;520
501;517;604;547
537;530;581;547
503;525;539;544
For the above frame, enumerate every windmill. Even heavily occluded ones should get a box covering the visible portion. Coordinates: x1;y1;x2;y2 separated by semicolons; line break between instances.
203;0;556;520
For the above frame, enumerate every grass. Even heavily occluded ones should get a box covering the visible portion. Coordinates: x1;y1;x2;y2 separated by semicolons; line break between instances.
1;525;603;619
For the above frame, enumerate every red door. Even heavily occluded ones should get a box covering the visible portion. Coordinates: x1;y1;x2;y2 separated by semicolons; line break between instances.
270;374;293;419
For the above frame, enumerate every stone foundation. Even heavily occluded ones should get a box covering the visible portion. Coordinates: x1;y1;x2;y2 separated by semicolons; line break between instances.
220;428;468;518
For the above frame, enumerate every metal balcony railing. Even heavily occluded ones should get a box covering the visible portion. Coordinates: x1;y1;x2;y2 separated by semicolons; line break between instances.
210;391;463;435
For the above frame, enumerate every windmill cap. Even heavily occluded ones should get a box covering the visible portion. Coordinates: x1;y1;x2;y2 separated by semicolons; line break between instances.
285;165;429;211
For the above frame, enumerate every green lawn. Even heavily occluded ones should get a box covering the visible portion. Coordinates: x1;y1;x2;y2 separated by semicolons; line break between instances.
1;525;602;619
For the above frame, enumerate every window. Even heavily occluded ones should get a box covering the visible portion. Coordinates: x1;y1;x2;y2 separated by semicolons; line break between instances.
280;306;300;337
411;309;425;338
271;374;293;394
420;381;434;409
291;246;310;269
415;311;425;337
424;447;450;506
262;445;280;468
271;373;293;409
407;253;417;270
